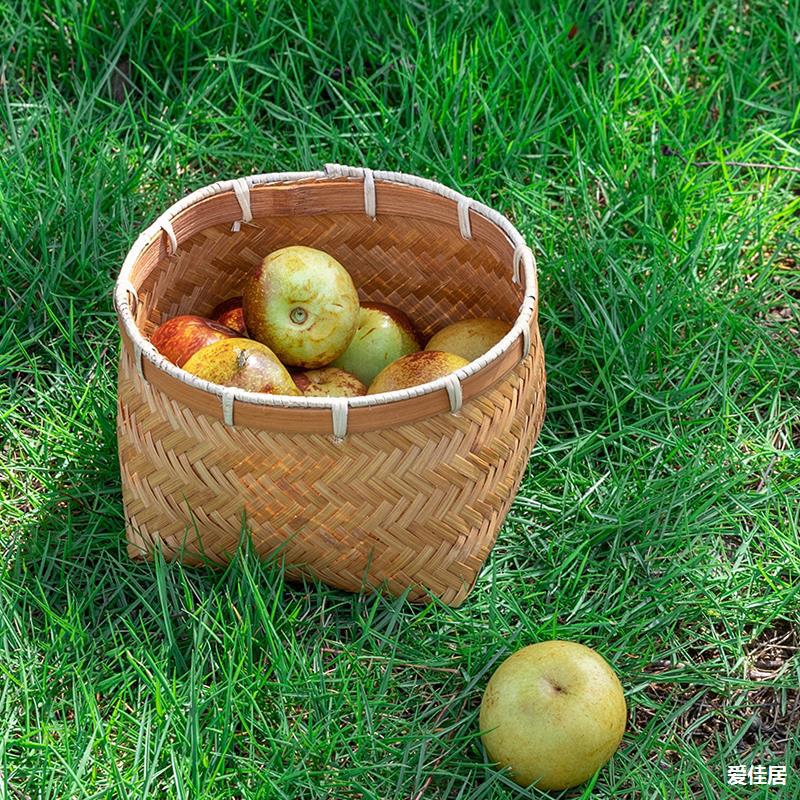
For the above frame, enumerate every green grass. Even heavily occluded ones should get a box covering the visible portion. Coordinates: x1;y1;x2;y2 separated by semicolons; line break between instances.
1;0;799;797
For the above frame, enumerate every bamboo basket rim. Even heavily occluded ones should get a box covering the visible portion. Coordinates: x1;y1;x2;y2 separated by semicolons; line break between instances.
113;164;538;429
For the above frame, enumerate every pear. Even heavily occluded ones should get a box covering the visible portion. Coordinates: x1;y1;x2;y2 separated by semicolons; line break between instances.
425;318;511;363
331;302;421;385
292;367;367;397
211;296;247;335
368;351;469;394
151;314;239;367
182;338;300;395
242;246;360;368
480;641;626;790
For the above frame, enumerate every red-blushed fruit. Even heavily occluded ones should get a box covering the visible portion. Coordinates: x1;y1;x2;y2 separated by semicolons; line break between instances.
291;367;367;397
182;338;300;395
150;314;239;367
367;350;469;394
211;296;247;335
480;641;627;790
242;245;360;368
330;302;422;385
425;318;512;363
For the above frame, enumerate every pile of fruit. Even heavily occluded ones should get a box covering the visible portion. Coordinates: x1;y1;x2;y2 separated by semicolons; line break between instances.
150;245;512;397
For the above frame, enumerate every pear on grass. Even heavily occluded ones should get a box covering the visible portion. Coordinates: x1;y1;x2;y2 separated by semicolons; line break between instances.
480;641;626;791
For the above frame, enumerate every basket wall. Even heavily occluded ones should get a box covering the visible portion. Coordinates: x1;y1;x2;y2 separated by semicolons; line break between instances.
118;328;544;605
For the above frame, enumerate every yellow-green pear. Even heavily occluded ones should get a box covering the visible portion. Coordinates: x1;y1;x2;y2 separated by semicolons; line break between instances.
243;246;360;368
425;318;511;363
331;302;421;385
182;338;300;396
480;641;626;791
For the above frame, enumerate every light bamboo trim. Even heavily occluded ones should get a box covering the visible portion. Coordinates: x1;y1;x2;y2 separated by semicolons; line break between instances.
458;197;473;239
114;169;537;438
114;165;546;605
231;177;252;232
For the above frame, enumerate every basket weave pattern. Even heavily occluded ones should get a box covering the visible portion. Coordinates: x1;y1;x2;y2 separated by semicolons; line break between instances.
115;167;545;605
119;335;543;604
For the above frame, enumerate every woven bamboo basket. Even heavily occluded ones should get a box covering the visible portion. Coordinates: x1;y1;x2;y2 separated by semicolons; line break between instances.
114;164;545;606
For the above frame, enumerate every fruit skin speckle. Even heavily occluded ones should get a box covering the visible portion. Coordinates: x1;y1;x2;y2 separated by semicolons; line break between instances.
211;296;247;335
367;350;469;394
242;246;360;368
398;351;440;365
291;367;366;397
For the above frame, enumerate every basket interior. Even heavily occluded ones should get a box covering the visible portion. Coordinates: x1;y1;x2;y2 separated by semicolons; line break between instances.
130;182;523;344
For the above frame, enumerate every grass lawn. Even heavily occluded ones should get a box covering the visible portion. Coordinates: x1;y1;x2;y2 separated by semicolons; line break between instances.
2;1;799;797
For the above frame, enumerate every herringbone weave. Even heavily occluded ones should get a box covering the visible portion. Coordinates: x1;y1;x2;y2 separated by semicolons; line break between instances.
116;174;545;605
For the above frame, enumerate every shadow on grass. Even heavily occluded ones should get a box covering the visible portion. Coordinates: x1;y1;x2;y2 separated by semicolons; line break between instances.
5;413;430;677
3;416;494;799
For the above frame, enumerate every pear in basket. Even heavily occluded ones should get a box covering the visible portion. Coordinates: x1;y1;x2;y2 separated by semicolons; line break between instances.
331;302;422;385
211;296;247;335
368;351;469;394
243;245;360;369
182;338;300;395
150;314;240;367
292;367;367;397
425;318;511;363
